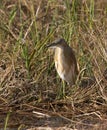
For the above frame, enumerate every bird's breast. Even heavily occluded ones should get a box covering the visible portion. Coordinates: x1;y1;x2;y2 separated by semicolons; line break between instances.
54;48;68;81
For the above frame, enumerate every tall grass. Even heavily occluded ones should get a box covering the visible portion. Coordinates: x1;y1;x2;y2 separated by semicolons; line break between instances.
4;111;11;130
0;0;106;95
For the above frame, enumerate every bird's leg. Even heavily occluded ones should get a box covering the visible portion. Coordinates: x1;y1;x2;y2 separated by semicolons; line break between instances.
57;80;65;99
62;80;66;98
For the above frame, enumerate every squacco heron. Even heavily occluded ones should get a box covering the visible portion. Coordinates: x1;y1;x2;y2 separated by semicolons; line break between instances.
47;38;78;86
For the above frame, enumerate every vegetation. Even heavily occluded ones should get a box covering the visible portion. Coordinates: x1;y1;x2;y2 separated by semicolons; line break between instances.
0;0;107;129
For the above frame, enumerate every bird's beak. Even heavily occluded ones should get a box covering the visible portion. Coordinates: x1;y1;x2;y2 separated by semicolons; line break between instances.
47;42;58;48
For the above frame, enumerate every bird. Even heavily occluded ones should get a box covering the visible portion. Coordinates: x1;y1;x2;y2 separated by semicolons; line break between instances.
47;38;78;86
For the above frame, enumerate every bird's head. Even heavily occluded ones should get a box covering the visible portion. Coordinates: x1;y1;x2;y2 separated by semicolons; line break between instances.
47;38;67;49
